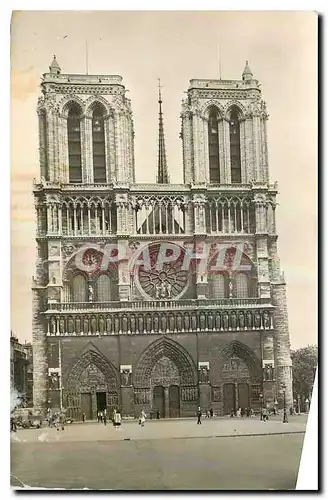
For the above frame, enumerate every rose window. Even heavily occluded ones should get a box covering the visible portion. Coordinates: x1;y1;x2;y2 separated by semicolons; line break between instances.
135;243;189;300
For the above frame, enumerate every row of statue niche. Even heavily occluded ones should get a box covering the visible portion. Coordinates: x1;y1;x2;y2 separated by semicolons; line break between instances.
155;281;172;299
49;310;271;334
134;390;150;405
181;387;198;402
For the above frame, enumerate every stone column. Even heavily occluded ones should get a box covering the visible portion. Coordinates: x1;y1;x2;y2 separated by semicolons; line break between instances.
192;112;201;183
253;113;262;182
181;111;194;184
271;279;293;409
239;119;247;183
244;116;255;182
83;116;93;184
222;119;231;183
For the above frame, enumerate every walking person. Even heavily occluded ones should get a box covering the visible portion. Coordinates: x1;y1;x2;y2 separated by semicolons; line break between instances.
114;409;121;429
103;409;107;426
230;408;235;418
112;408;117;427
82;412;86;423
139;409;146;427
210;408;214;418
197;407;202;424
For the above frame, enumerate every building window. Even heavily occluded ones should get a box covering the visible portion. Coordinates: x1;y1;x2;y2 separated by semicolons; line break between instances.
96;274;111;302
209;274;226;298
229;108;241;184
235;273;249;298
72;274;87;302
208;108;220;183
92;106;106;183
68;105;82;184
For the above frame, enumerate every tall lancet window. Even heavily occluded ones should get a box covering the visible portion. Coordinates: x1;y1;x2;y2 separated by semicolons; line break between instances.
67;105;82;184
208;108;220;183
92;106;106;183
229;108;241;184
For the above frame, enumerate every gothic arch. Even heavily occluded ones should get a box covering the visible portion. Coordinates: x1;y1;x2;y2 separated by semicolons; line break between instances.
84;97;113;118
224;101;246;121
202;101;225;119
64;343;119;390
59;96;85;118
134;338;198;388
211;341;261;381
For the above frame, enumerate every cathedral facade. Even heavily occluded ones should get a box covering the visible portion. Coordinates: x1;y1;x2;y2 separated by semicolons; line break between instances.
32;57;293;419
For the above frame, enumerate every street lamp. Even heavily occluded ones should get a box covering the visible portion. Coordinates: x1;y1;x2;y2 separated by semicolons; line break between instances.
259;392;263;420
282;384;288;423
297;394;301;415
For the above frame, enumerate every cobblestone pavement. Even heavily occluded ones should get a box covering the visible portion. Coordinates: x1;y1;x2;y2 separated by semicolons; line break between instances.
11;414;307;443
11;416;307;490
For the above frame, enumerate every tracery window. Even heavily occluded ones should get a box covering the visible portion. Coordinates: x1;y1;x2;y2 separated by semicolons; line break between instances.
72;274;87;302
235;273;249;298
92;106;106;183
209;274;226;298
96;274;111;302
229;108;241;184
208;108;220;183
68;105;82;183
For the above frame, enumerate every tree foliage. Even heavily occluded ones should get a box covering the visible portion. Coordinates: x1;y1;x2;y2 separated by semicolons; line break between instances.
291;345;318;399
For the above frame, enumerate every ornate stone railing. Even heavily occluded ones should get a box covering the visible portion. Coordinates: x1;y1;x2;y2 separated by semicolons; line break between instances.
45;300;274;336
48;297;267;313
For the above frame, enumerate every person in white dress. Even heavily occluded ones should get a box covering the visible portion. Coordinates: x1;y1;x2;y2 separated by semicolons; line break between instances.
139;409;146;427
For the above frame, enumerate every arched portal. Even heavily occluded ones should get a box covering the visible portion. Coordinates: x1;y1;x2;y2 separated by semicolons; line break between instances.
211;341;262;415
63;347;119;420
134;338;198;418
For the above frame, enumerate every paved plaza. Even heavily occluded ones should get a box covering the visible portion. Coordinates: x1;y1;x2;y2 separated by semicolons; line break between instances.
11;415;307;490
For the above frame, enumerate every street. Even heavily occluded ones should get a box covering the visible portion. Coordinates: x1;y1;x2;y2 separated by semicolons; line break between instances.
11;415;307;490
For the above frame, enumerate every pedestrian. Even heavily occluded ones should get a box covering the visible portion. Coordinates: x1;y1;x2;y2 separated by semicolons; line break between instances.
82;412;86;423
156;410;160;420
99;410;103;423
246;407;250;418
241;407;245;418
97;411;101;423
250;408;255;418
236;408;241;418
206;410;210;418
262;407;268;422
210;408;214;418
114;409;121;429
197;407;202;424
59;412;65;431
230;408;235;418
103;409;107;426
139;409;146;427
112;408;117;427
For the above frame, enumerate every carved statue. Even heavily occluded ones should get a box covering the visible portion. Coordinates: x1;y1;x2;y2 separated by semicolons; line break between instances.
130;315;136;333
146;315;152;332
68;316;74;334
160;281;166;299
75;316;81;333
106;316;112;334
246;311;253;329
138;316;144;333
215;314;221;330
169;314;175;332
59;317;65;334
50;317;56;334
230;311;237;330
222;312;229;330
191;314;197;331
199;366;208;383
184;314;190;331
199;313;206;331
263;311;270;329
88;284;94;302
264;364;274;381
99;316;104;334
166;282;172;299
114;316;120;333
153;315;159;332
91;316;97;334
83;317;89;334
121;369;131;386
176;314;182;332
254;312;261;328
238;312;245;329
155;284;160;299
207;313;213;330
161;314;167;332
122;315;128;333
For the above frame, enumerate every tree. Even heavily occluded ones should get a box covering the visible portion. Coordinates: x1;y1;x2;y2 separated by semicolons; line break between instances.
291;345;318;402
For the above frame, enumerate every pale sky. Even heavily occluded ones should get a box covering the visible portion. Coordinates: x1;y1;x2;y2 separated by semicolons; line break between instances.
11;10;317;348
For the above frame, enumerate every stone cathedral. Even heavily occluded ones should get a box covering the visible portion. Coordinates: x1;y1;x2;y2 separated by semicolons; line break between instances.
32;56;293;419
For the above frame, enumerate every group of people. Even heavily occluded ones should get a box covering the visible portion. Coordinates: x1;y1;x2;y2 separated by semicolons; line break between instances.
230;407;255;418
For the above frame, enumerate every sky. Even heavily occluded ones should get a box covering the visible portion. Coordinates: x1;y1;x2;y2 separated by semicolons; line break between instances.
11;10;317;348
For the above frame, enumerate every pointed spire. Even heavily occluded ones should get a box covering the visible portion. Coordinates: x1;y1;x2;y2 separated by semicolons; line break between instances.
242;60;253;81
49;55;61;74
157;79;169;184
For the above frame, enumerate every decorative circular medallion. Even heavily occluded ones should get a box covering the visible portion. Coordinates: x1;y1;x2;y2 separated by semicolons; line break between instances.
134;243;189;300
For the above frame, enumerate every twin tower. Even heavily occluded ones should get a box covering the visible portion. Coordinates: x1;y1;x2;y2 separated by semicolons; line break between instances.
32;56;293;419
